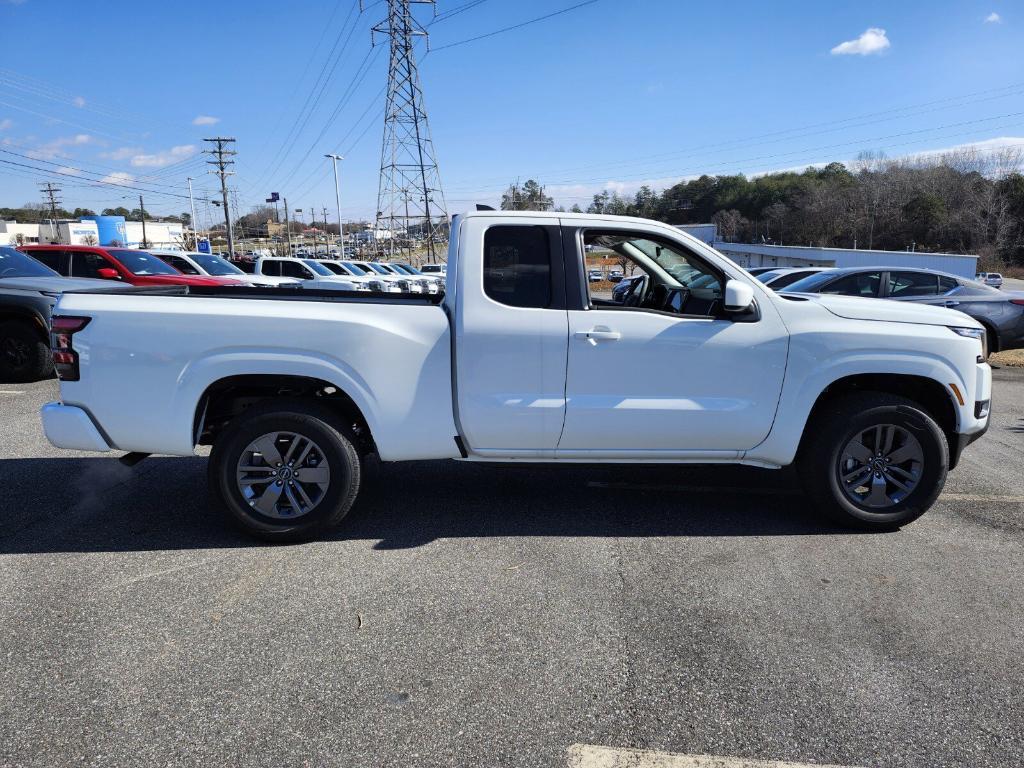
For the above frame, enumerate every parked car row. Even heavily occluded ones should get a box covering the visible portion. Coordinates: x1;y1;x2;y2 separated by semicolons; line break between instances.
0;244;448;382
766;266;1024;354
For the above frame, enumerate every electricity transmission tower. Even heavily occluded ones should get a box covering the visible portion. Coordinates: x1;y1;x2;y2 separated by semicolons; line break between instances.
204;137;237;256
39;182;62;243
368;0;448;262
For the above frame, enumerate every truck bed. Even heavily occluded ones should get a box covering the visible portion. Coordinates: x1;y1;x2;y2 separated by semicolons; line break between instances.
63;284;445;305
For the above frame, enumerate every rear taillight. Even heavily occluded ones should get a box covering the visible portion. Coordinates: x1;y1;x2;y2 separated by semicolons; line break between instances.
50;315;90;381
1010;299;1024;307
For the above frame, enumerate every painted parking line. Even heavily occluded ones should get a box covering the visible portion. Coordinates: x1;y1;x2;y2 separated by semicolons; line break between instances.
588;482;1024;504
567;745;864;768
0;390;25;395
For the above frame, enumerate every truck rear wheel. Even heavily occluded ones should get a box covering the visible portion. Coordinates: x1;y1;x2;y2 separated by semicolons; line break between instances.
0;320;52;382
798;392;948;531
209;401;361;542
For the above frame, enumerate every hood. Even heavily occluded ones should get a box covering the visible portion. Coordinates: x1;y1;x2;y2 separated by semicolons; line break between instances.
0;276;129;293
141;274;244;286
795;293;982;329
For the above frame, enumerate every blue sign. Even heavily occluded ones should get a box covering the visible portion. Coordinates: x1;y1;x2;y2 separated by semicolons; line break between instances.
197;238;211;254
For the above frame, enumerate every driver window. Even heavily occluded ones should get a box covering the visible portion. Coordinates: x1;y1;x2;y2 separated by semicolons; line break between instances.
582;230;722;317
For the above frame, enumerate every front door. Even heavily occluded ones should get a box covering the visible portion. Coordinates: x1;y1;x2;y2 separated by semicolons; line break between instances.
557;226;789;457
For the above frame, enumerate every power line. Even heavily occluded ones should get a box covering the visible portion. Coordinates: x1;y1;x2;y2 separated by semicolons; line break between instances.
430;0;601;51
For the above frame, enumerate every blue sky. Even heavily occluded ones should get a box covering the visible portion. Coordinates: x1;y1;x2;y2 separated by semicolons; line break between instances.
1;0;1022;225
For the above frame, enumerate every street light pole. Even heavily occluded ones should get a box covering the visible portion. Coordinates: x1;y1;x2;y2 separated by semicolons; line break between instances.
326;153;344;251
186;177;199;250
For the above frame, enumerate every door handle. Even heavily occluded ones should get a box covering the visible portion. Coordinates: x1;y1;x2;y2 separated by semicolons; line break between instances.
943;301;960;308
575;329;621;341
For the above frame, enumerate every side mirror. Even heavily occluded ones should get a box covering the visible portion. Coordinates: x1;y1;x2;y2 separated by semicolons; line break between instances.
96;267;121;280
724;279;755;312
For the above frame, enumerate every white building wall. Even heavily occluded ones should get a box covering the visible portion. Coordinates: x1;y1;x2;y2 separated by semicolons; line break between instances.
0;221;42;245
58;220;100;245
123;221;184;248
712;241;978;279
676;223;717;245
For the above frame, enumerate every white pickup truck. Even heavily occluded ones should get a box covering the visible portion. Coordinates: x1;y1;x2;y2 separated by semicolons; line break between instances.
41;211;991;541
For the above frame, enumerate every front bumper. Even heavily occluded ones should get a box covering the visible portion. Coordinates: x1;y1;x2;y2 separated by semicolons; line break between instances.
40;402;111;452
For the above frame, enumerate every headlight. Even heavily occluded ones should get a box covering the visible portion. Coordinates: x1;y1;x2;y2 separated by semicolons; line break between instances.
949;326;987;357
354;283;371;292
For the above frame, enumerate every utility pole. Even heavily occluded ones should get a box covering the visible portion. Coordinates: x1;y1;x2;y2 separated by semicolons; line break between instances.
283;197;292;254
204;136;237;257
39;182;62;243
322;206;330;251
326;153;344;251
138;194;148;248
186;177;200;250
368;0;449;262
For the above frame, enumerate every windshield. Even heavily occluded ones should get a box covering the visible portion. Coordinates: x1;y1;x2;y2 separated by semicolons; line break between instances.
194;254;244;276
319;262;348;275
0;246;59;278
108;249;180;276
779;271;840;293
302;259;335;277
396;263;422;275
342;261;368;275
359;262;389;275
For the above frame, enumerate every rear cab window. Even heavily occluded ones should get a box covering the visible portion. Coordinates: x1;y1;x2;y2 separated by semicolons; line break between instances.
483;225;553;309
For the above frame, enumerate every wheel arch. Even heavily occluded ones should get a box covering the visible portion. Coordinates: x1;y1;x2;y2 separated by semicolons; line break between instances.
0;307;49;341
194;373;377;456
799;372;959;458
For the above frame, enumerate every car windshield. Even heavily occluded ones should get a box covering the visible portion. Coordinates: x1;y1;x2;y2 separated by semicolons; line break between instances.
0;246;59;278
756;270;786;283
319;262;348;275
359;262;389;275
302;259;335;276
396;263;423;275
109;249;180;276
194;254;245;276
779;271;840;293
342;261;368;275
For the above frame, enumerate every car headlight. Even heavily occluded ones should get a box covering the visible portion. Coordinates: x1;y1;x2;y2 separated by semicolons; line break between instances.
949;326;987;358
354;283;371;292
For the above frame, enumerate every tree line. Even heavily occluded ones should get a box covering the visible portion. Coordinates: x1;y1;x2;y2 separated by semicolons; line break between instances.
502;148;1024;269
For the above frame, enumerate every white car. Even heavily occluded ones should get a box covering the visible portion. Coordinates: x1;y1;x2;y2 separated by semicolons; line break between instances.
420;263;447;276
151;251;300;288
317;260;401;293
348;260;421;293
976;272;1003;289
255;257;363;291
42;210;990;542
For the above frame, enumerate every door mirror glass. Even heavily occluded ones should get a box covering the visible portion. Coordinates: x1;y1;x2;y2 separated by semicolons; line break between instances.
96;267;121;280
724;280;755;312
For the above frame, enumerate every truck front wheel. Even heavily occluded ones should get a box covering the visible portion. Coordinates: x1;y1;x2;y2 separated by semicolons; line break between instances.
798;392;949;531
209;401;361;542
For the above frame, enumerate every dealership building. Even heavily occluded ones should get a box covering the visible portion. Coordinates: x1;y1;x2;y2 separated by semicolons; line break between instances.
1;215;184;249
678;224;979;279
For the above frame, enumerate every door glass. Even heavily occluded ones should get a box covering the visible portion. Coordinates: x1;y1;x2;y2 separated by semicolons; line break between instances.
888;271;939;297
583;230;721;316
69;251;111;279
164;255;199;274
483;225;552;308
280;261;311;279
25;250;64;272
938;276;959;294
821;272;881;297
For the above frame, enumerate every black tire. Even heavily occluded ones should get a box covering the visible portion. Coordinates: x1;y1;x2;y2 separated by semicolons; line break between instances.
0;319;52;383
797;392;949;531
208;400;361;543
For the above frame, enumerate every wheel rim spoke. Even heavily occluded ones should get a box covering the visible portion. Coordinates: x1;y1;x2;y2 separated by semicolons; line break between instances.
236;430;331;520
838;423;924;511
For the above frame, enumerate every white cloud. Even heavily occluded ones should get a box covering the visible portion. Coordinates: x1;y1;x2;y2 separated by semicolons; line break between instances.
830;27;891;56
56;166;83;177
192;115;220;126
72;95;86;108
26;133;93;160
129;144;196;167
100;146;144;161
99;171;134;185
985;12;1002;23
0;118;11;131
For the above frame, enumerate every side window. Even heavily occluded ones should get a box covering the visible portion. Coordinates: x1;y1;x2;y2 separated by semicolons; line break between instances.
583;230;722;317
822;272;881;297
260;260;281;277
888;271;939;297
280;261;311;279
938;276;959;294
164;255;198;274
25;249;65;273
69;251;110;279
483;225;551;309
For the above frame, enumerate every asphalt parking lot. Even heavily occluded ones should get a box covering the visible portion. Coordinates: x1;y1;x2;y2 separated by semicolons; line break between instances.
1;372;1023;768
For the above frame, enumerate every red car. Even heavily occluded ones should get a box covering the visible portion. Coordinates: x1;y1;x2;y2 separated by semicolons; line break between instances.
20;245;244;287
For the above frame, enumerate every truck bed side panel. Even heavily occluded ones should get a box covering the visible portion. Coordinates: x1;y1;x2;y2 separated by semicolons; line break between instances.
54;293;459;461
